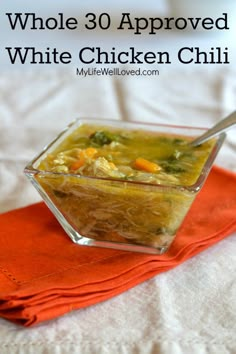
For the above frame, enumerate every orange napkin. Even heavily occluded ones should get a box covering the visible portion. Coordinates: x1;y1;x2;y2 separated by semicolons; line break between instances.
0;166;235;327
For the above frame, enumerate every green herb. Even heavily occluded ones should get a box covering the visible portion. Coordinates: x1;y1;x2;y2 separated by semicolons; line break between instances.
89;130;122;146
172;138;186;145
160;161;186;174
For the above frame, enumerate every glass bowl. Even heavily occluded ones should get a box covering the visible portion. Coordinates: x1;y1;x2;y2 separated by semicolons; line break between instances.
24;118;225;254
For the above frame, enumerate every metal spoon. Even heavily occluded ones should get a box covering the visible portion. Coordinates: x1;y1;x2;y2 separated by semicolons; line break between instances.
189;110;236;147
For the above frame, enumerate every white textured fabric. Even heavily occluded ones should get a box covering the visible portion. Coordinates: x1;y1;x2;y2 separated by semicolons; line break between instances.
0;67;236;354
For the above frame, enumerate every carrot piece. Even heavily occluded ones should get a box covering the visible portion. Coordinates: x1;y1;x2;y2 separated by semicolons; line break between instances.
70;158;85;171
70;148;97;171
81;147;97;158
134;157;161;173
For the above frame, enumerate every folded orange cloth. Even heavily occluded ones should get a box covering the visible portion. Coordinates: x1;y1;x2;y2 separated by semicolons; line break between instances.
0;166;235;327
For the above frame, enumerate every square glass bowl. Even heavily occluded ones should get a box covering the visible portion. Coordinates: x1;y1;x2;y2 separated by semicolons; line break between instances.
24;118;225;254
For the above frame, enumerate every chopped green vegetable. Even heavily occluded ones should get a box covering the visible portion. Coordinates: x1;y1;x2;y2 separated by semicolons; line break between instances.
160;161;186;174
89;130;123;146
90;131;112;146
172;138;186;145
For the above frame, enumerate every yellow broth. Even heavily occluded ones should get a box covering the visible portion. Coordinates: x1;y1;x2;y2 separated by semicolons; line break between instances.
38;124;215;187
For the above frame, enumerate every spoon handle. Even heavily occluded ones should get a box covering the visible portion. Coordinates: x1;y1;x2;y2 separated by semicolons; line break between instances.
189;110;236;146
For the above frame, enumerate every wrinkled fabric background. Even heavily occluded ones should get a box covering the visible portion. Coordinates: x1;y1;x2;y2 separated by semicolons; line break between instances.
0;67;236;354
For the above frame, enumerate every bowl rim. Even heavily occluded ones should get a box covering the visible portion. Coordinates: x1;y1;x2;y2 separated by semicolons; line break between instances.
24;117;226;193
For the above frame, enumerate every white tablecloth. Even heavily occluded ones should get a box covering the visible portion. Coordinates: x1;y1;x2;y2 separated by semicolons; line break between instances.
0;66;235;354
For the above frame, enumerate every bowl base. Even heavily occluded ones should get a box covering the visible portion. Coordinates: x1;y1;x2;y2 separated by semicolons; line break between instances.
68;230;169;254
